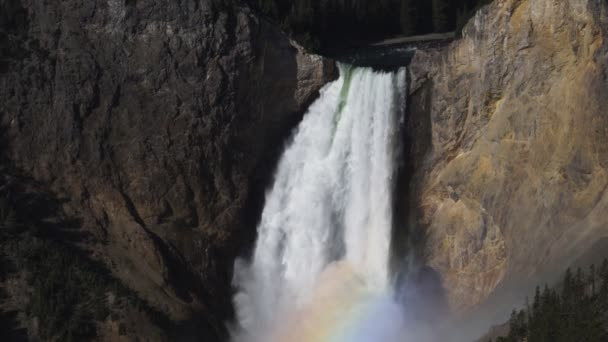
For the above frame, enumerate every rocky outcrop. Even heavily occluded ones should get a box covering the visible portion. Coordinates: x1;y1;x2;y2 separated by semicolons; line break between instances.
0;0;336;339
406;0;608;325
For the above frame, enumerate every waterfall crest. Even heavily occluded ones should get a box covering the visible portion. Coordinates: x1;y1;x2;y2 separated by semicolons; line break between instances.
232;65;407;342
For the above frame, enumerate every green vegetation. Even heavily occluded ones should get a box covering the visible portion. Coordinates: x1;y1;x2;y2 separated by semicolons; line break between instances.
432;0;450;33
491;262;608;342
0;179;170;341
399;0;417;36
245;0;493;50
8;236;107;340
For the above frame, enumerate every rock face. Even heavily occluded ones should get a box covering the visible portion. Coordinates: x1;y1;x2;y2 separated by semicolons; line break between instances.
406;0;608;323
5;0;608;339
0;0;336;338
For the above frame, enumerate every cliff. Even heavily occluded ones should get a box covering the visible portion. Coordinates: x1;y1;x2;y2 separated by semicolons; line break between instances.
406;0;608;329
4;0;608;339
0;0;336;340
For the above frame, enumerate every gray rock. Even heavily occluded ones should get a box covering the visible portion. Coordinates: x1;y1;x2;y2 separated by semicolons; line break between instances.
0;0;336;338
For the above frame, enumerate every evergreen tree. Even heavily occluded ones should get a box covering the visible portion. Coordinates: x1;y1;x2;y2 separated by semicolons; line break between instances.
431;0;449;32
455;4;470;37
590;264;597;295
576;267;585;298
0;194;19;233
290;0;314;29
563;267;574;303
502;261;608;341
399;0;417;35
245;0;493;50
528;286;542;341
600;259;608;296
532;285;541;317
258;0;278;17
507;309;527;341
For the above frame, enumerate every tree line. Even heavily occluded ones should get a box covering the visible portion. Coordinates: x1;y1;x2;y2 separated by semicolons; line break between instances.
491;261;608;341
245;0;492;50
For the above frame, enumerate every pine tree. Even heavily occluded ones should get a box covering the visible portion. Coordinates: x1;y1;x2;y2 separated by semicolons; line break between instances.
546;286;560;341
0;195;18;233
291;0;314;29
576;267;585;298
431;0;449;33
501;262;608;341
507;310;519;341
601;259;608;295
507;309;527;341
533;285;541;317
258;0;278;17
455;3;470;37
563;267;574;302
399;0;417;35
528;285;546;341
590;264;597;295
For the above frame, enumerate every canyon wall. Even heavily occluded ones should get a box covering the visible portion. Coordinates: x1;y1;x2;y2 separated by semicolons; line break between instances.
406;0;608;325
4;0;608;339
0;0;335;339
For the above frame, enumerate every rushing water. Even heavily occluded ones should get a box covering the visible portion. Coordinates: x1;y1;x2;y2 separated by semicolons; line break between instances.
232;65;408;342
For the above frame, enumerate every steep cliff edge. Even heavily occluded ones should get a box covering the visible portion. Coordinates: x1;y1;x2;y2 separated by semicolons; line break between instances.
0;0;336;339
406;0;608;325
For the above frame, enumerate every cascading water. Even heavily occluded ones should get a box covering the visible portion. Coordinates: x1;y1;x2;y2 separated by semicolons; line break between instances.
232;65;409;342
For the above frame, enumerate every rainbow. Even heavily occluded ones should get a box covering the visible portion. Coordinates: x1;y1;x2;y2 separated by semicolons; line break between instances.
269;262;406;342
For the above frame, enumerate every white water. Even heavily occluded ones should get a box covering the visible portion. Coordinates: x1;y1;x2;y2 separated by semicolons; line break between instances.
232;65;407;341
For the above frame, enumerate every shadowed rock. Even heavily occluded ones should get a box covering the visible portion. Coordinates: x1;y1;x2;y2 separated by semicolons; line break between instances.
0;0;336;339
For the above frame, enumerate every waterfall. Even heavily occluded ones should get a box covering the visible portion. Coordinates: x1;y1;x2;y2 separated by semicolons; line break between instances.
232;64;408;342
